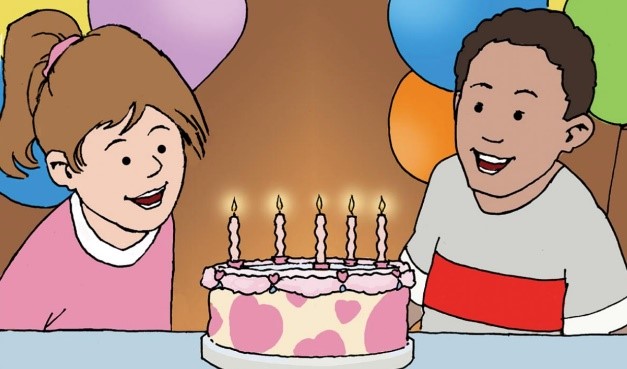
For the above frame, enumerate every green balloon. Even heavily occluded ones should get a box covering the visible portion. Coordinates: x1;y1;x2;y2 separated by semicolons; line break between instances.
566;0;627;125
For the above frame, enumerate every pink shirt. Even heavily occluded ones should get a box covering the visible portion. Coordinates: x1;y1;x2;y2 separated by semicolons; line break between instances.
0;194;173;331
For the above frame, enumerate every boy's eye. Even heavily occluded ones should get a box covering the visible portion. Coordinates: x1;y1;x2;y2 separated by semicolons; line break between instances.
122;156;131;166
513;110;525;121
158;144;166;154
474;102;483;113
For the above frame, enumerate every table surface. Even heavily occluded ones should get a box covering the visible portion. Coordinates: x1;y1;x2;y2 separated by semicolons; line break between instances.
0;331;624;369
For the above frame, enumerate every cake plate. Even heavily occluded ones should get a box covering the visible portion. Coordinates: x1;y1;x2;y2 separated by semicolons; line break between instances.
201;335;414;369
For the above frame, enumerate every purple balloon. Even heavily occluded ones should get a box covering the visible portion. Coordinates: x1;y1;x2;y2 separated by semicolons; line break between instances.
89;0;247;88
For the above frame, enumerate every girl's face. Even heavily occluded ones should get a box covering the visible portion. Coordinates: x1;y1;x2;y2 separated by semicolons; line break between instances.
71;106;185;231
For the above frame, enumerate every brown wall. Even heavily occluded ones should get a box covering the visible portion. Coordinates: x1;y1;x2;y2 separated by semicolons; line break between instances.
1;0;626;331
171;0;424;330
609;127;627;259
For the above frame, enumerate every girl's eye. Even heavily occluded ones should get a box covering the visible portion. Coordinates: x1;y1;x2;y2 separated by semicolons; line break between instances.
513;110;525;121
157;144;166;154
474;102;483;113
122;156;131;166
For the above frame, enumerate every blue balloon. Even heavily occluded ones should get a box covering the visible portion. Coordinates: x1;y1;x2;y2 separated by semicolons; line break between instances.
388;0;547;91
0;58;73;208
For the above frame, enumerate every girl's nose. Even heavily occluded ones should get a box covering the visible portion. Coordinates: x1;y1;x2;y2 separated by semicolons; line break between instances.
147;155;163;178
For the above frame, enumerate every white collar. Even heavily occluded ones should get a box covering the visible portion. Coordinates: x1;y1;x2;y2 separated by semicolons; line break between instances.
70;193;158;267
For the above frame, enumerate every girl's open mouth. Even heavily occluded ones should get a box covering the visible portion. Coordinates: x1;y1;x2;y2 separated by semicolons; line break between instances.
125;184;166;210
472;149;514;175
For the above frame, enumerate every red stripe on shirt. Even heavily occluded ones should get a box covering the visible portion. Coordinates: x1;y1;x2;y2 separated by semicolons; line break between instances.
423;252;566;332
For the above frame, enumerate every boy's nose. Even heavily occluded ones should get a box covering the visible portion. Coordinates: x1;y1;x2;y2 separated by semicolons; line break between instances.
481;136;504;144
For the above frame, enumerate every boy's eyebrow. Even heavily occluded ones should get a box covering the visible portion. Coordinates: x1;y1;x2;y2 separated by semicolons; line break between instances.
470;82;493;89
514;89;538;98
148;124;170;135
105;138;126;151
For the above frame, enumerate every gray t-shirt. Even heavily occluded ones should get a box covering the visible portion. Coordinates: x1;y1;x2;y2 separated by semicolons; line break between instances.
403;155;627;334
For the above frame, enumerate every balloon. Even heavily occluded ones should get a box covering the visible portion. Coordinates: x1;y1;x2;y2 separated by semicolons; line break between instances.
0;140;72;208
388;0;546;91
566;1;627;125
548;0;567;11
0;0;90;57
389;73;456;183
89;0;247;89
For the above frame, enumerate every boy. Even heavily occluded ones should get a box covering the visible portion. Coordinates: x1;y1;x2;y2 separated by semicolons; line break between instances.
402;8;627;335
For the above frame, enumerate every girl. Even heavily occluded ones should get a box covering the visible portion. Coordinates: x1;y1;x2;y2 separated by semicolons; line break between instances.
0;10;208;330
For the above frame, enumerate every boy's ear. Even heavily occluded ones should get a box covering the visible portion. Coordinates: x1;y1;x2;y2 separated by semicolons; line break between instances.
46;151;78;190
453;92;461;120
563;114;594;153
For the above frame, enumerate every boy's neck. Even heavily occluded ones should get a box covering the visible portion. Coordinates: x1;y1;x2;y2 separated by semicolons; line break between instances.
81;203;147;250
474;161;563;214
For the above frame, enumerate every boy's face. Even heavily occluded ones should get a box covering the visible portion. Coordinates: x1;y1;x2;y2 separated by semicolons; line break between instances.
72;106;185;231
456;41;573;198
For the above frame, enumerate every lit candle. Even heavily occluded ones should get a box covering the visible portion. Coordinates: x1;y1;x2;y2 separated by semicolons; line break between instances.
228;198;243;268
375;196;388;268
314;194;329;269
345;195;357;266
273;195;287;264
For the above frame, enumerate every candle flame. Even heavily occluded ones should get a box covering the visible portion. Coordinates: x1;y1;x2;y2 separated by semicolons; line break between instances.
378;196;386;214
316;194;323;213
231;197;238;213
276;195;283;213
348;195;355;216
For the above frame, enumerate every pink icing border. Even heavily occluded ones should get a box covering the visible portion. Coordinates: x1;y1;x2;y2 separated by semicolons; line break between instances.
201;258;415;297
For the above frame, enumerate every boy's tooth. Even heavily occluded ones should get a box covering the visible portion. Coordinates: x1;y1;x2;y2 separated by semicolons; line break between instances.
479;153;507;164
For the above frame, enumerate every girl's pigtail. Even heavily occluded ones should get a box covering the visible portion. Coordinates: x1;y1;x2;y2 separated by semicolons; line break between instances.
0;10;81;178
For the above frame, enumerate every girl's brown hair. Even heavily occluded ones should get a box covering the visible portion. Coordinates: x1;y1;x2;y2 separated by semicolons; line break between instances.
0;10;208;178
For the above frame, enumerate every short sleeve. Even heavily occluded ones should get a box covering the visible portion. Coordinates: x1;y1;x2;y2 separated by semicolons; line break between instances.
563;208;627;335
402;157;452;304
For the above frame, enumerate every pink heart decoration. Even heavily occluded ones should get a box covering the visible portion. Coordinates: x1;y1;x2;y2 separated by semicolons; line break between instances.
215;270;225;281
365;289;409;353
229;296;283;353
208;304;223;336
337;270;348;283
269;273;280;285
293;330;346;357
392;269;400;278
335;300;361;324
286;293;308;308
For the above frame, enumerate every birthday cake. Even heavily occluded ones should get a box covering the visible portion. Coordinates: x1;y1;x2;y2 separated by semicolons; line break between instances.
200;257;415;368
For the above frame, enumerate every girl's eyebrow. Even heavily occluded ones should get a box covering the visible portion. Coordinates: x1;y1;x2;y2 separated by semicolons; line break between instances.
148;125;170;136
105;138;126;151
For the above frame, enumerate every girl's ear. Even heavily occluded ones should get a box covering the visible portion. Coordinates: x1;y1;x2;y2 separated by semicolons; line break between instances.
46;151;77;190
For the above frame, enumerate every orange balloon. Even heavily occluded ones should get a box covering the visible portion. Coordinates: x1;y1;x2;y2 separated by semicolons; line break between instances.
389;72;456;182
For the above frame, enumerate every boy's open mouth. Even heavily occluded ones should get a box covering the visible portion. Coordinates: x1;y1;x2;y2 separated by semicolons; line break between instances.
472;149;515;175
125;184;167;210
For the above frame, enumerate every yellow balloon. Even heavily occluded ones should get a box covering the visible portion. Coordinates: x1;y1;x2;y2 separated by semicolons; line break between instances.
0;0;90;57
548;0;567;11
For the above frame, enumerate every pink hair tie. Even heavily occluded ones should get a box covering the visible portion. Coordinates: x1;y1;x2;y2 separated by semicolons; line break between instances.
42;35;82;77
